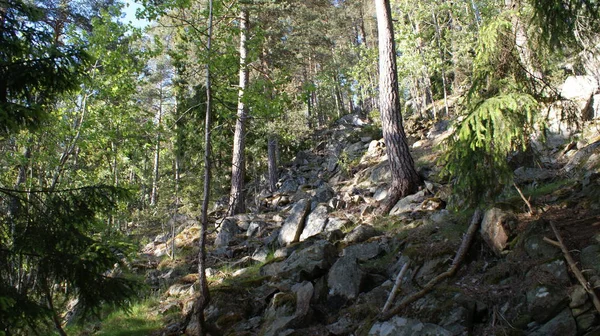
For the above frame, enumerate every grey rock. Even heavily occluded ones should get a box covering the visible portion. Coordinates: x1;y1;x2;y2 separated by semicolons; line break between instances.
577;311;598;332
524;234;561;259
580;245;600;276
325;217;350;232
291;281;314;317
300;204;329;241
415;256;451;287
527;285;569;323
327;316;355;335
313;184;335;203
279;199;312;246
527;260;570;285
343;224;381;244
514;167;556;184
343;240;385;261
570;285;588;308
480;208;516;256
247;221;267;238
369;316;452;336
370;161;391;184
389;190;427;216
215;218;239;247
373;186;389;202
278;179;299;195
530;308;576;336
260;240;337;281
328;256;364;300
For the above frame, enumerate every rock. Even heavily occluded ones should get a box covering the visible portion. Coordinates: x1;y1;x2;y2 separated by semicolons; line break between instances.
524;234;561;259
565;141;600;173
342;240;385;261
415;256;451;286
370;161;391;184
278;179;299;195
313;184;335;203
325;217;350;232
514;167;556;184
530;308;577;336
343;224;381;244
527;285;569;323
577;312;598;332
260;240;337;281
167;283;194;297
389;190;427;216
300;204;329;241
373;186;388;202
580;245;600;276
527;260;570;285
247;221;267;237
291;281;314;318
215;218;240;247
561;76;598;101
328;256;364;300
369;316;452;336
279;199;312;246
327;316;355;335
479;208;516;256
570;285;588;308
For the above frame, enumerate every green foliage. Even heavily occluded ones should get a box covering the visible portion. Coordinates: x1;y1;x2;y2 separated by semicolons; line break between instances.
0;186;141;334
443;13;541;207
0;0;90;134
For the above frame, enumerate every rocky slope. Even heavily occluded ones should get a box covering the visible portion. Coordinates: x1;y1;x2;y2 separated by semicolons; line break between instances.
140;104;600;335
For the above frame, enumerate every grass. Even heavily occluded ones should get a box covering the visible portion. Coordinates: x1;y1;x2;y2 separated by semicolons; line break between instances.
64;299;163;336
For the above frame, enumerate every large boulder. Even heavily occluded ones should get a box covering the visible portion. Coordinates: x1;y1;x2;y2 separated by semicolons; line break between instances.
530;308;577;336
479;208;516;256
343;224;381;244
526;285;569;323
279;199;312;246
260;240;337;281
299;204;329;241
389;190;427;216
327;256;364;300
580;245;600;276
369;316;452;336
215;218;240;247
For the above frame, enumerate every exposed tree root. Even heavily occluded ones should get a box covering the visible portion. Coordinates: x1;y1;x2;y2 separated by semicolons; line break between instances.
379;209;482;321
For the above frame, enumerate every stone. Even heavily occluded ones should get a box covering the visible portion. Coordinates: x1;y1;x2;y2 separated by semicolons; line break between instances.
514;167;556;184
279;199;312;246
415;256;451;286
167;283;194;297
530;308;576;336
370;161;391;183
328;256;364;300
527;260;570;285
291;281;314;317
260;240;337;281
327;316;355;335
561;76;598;101
527;285;569;323
373;186;388;202
577;312;598;332
389;190;427;216
524;234;561;259
300;204;329;241
342;240;384;261
369;316;452;336
215;218;239;247
570;285;588;308
479;208;516;256
278;179;299;195
325;217;349;232
247;221;267;238
313;184;335;203
343;224;381;244
580;245;600;276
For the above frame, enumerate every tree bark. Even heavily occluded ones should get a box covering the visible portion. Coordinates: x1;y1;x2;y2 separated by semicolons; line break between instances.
375;0;421;215
267;136;278;193
150;87;163;207
196;1;214;335
229;8;249;216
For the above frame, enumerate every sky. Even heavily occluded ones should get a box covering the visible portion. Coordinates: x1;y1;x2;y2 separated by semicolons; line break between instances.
122;0;149;28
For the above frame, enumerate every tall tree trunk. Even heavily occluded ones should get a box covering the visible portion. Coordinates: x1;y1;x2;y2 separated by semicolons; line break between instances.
267;136;278;193
229;8;249;216
432;9;450;117
150;89;163;207
196;1;213;335
375;0;421;215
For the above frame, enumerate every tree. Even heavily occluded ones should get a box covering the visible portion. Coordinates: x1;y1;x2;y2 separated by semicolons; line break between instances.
229;7;249;215
374;0;421;214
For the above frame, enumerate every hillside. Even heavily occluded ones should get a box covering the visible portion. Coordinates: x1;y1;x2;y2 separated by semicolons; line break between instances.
131;104;600;335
